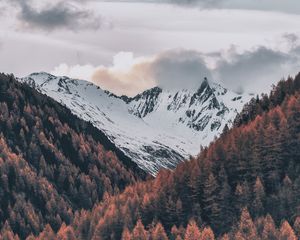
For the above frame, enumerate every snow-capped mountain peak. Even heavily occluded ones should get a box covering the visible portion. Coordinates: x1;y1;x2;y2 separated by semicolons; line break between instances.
19;72;251;175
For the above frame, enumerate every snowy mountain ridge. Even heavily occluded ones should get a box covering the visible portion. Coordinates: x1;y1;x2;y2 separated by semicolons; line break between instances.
18;72;252;175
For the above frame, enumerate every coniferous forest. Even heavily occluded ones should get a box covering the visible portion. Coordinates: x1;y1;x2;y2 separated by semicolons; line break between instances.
0;73;146;239
0;72;300;240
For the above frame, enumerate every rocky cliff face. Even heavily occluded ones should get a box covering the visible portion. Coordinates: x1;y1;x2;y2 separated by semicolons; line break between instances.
19;72;251;175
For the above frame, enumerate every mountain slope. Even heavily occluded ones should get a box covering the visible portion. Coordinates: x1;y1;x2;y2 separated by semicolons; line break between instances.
45;74;300;240
0;73;146;239
19;72;251;175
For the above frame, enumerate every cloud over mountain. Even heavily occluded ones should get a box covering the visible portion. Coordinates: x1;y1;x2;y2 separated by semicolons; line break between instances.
214;47;299;93
52;50;212;96
150;50;212;90
52;37;300;96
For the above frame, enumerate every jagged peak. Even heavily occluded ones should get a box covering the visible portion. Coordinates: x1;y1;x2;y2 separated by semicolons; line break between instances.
104;90;132;103
132;86;162;101
28;71;56;79
128;87;163;118
26;72;228;102
197;77;211;93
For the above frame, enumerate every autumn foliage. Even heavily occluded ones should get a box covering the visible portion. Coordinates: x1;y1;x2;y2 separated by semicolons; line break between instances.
0;73;146;239
1;72;300;239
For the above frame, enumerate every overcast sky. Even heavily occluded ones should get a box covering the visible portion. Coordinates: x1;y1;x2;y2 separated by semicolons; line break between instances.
0;0;300;95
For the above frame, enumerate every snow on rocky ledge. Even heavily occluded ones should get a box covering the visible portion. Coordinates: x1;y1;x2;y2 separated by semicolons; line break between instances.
18;72;252;175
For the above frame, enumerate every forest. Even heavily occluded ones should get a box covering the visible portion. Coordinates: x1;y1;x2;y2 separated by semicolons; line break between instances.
0;73;300;239
0;73;146;239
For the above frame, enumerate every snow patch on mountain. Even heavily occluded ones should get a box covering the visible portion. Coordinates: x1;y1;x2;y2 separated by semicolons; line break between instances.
18;72;252;175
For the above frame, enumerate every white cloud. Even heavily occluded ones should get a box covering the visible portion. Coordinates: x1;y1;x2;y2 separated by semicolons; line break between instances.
52;63;97;80
52;52;156;96
51;40;300;96
52;50;213;96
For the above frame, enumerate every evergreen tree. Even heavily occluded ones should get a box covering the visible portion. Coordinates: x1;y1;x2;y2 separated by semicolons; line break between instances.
175;199;184;226
234;231;246;240
132;220;148;240
262;122;282;191
252;177;266;217
191;203;202;227
234;181;251;215
184;220;201;240
293;217;300;238
170;226;178;240
284;95;300;165
151;222;168;240
236;208;258;240
0;221;20;240
57;223;76;240
200;227;215;240
141;194;155;227
219;233;230;240
217;166;233;232
279;176;294;218
122;227;132;240
261;214;278;240
37;224;56;240
25;234;36;240
165;197;177;229
279;221;297;240
203;174;220;229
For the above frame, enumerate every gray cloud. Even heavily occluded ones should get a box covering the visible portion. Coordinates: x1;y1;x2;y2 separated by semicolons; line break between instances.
91;50;212;95
151;50;212;90
214;46;300;94
283;33;299;49
151;47;300;94
9;0;101;31
51;33;300;96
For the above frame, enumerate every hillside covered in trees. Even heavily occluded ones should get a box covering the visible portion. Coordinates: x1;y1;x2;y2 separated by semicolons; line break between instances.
1;73;300;240
0;73;147;239
19;73;300;240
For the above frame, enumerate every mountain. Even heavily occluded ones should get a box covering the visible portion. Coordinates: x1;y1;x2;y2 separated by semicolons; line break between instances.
34;73;300;240
0;73;146;239
19;72;251;175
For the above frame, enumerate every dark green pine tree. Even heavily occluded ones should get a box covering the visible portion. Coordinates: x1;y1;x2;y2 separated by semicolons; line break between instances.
203;173;220;230
165;196;178;229
217;166;233;233
278;176;294;219
293;176;300;216
234;181;251;213
262;122;282;191
284;96;300;171
252;177;266;217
